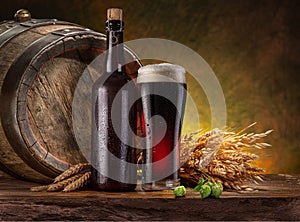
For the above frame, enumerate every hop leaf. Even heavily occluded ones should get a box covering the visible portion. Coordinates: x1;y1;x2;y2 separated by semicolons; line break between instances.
194;178;205;191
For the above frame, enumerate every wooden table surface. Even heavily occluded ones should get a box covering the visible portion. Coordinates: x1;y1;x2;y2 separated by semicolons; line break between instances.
0;171;299;221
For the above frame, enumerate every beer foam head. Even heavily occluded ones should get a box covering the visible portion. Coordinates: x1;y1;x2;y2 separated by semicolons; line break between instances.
137;63;186;83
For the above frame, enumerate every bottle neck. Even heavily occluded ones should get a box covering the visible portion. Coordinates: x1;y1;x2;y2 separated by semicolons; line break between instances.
106;20;125;73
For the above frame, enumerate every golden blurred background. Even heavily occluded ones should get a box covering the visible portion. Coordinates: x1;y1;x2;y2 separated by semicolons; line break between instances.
1;0;299;173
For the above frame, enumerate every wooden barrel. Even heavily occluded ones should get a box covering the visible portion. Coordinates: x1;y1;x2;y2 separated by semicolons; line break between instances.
0;15;141;183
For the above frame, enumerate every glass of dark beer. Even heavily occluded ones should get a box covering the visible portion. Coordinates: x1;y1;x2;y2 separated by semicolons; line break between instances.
137;63;187;190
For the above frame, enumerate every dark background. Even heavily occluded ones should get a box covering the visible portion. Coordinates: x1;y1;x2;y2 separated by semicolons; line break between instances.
1;0;299;173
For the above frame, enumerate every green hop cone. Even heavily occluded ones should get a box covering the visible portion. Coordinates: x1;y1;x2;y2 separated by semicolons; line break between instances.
200;184;211;199
211;183;223;198
173;186;186;197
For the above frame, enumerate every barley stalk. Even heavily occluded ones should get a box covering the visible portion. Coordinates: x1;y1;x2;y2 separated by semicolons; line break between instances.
54;163;91;183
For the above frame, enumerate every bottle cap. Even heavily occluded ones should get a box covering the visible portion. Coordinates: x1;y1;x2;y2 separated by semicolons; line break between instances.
107;8;123;20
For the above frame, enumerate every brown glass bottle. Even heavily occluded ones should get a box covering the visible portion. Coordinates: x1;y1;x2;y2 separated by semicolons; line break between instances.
91;8;137;191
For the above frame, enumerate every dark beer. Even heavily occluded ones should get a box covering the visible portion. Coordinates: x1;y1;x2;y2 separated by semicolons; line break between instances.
138;63;186;190
91;8;137;191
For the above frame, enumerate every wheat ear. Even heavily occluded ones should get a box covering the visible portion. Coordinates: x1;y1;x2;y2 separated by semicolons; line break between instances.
63;171;91;192
48;173;84;192
180;124;272;190
30;185;50;192
54;163;91;183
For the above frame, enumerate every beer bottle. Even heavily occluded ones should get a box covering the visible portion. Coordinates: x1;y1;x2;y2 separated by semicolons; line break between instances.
91;8;137;191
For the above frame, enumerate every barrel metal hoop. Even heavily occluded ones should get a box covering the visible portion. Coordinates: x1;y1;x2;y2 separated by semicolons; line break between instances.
52;28;103;37
1;29;105;176
19;19;62;27
0;19;79;48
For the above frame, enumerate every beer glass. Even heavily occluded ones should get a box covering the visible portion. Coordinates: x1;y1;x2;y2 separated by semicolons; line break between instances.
137;63;187;190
